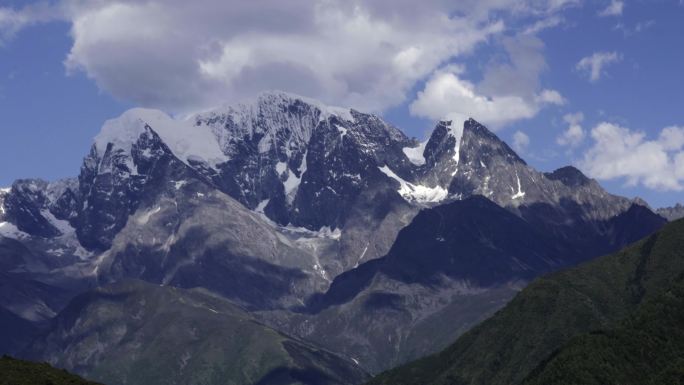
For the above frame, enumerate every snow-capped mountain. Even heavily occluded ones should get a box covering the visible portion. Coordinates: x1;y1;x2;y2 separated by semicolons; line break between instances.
0;91;667;376
0;91;663;299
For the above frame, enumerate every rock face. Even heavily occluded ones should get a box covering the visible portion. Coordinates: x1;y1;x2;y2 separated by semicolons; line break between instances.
656;203;684;221
2;178;79;240
0;91;668;378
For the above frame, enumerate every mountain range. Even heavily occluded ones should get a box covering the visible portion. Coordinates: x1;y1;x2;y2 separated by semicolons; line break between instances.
0;91;672;384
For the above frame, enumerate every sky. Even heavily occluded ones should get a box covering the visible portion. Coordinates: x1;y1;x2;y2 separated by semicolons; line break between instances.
0;0;683;208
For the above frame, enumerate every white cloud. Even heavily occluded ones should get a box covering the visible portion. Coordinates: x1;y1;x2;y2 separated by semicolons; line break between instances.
513;130;530;152
0;2;58;45
522;16;564;35
557;112;585;147
660;125;684;151
410;34;564;130
598;0;624;17
0;0;574;115
576;51;622;82
536;89;566;105
580;122;684;191
613;20;655;36
410;68;535;129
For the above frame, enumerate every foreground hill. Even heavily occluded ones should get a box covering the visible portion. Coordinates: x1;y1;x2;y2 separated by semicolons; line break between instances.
0;355;101;385
523;279;684;385
23;280;368;385
369;218;684;385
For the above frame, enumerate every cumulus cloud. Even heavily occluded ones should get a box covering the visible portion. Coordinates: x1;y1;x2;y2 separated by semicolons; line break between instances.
576;51;622;82
0;0;575;115
598;0;624;17
410;35;565;129
513;130;530;152
557;112;585;147
580;122;684;190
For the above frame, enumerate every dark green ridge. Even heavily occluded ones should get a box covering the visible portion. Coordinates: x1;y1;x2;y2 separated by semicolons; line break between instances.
368;218;684;385
522;271;684;384
0;355;102;385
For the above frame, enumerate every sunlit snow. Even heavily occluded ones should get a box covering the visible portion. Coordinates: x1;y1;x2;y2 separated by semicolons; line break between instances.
378;166;448;203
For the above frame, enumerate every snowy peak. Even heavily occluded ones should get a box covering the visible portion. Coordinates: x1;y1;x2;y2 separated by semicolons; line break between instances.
423;120;462;168
94;108;229;170
459;118;526;167
192;91;355;158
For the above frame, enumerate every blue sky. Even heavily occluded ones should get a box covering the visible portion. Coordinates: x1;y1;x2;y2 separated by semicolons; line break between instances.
0;0;683;208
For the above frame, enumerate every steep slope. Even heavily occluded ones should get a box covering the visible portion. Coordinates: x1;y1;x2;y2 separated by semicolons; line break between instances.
193;92;420;269
24;280;368;385
0;355;102;385
93;175;333;310
368;218;684;385
262;195;663;373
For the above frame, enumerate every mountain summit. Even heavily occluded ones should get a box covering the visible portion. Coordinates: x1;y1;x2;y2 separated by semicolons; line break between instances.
0;91;666;379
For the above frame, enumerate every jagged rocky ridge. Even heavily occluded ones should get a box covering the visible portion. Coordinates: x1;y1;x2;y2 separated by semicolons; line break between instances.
656;203;684;221
0;91;667;378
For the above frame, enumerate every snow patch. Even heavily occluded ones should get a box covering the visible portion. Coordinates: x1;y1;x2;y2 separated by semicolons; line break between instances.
402;141;427;166
275;161;288;175
95;108;230;169
136;206;161;225
283;170;301;202
354;245;369;269
298;151;308;175
255;199;269;214
0;222;28;239
511;174;526;200
446;120;464;162
445;120;464;176
282;156;307;204
336;124;348;138
40;210;75;236
0;191;6;215
378;166;448;203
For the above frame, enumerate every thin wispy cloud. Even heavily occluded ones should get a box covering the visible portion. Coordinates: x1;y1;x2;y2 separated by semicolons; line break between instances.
598;0;624;17
513;130;531;152
576;51;623;82
523;16;564;35
0;2;60;45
